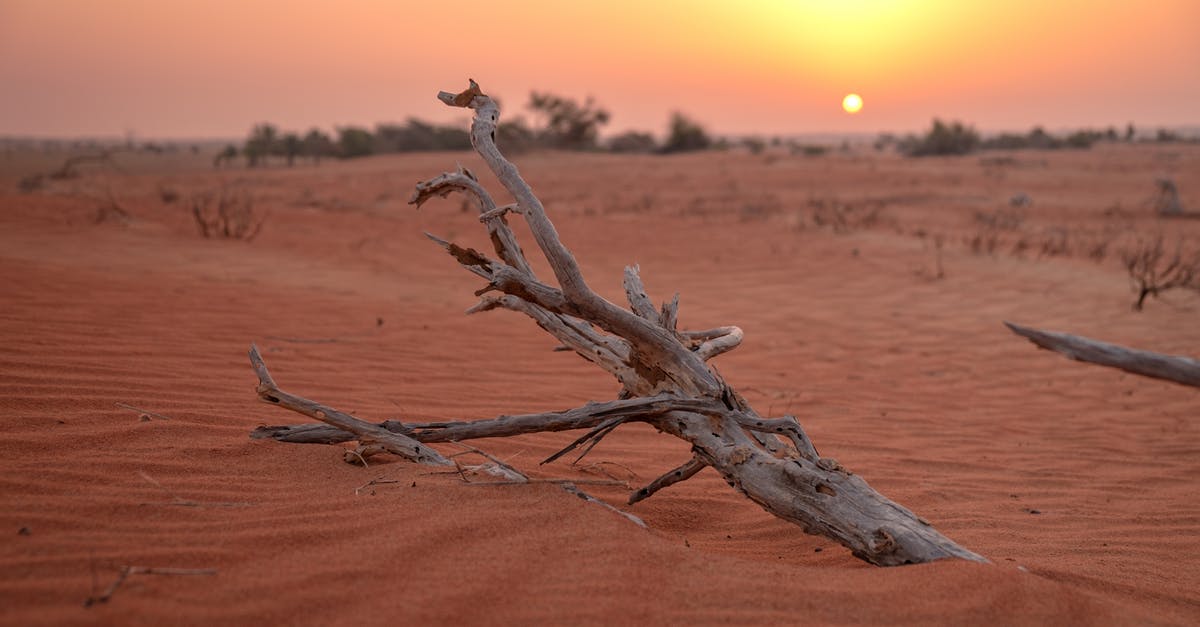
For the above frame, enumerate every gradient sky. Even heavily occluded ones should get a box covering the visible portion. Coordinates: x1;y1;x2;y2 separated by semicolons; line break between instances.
1;0;1198;139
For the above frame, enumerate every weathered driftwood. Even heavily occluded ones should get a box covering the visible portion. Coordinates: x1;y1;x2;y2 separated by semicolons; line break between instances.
1005;321;1200;388
249;79;985;566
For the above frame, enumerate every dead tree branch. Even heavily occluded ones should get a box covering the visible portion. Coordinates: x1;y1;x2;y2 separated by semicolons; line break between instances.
1005;321;1200;388
248;79;985;566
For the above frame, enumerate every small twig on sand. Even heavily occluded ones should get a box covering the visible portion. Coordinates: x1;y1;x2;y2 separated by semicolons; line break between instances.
354;475;400;496
449;442;529;482
560;483;646;528
115;402;173;421
137;471;253;508
85;566;217;607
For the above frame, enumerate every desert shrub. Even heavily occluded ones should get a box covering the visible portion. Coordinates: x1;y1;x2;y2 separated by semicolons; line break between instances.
740;137;766;155
794;144;829;157
807;197;883;233
983;133;1031;150
158;185;180;204
302;129;335;163
1122;235;1199;310
902;119;979;156
660;112;711;154
1155;129;1180;143
527;92;610;150
93;188;132;225
190;186;265;241
492;118;535;153
17;174;46;193
336;126;374;159
973;207;1025;230
606;131;657;154
243;123;279;167
1152;178;1185;216
373;119;471;153
213;144;239;168
281;133;303;166
1064;130;1102;149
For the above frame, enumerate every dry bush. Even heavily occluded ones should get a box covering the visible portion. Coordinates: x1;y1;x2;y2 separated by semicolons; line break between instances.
807;196;884;233
17;174;46;193
189;186;266;241
1037;227;1071;259
1122;235;1200;311
973;206;1025;230
92;188;133;225
158;185;180;204
1152;178;1183;216
16;151;119;193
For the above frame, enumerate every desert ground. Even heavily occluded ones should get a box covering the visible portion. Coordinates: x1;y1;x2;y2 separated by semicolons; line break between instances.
1;142;1198;625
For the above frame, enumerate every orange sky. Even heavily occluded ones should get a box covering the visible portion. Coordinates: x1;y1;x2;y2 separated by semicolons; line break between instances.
1;0;1198;139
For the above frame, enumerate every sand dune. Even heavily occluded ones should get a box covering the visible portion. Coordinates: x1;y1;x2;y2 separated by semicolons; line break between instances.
1;145;1198;624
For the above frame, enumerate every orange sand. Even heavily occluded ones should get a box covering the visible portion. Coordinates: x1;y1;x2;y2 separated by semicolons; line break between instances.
1;145;1198;625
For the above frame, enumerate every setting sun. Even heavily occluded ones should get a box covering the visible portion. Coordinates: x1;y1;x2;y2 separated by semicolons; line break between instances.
842;93;864;114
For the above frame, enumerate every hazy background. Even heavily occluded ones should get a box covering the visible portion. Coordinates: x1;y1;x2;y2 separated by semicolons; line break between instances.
1;0;1198;139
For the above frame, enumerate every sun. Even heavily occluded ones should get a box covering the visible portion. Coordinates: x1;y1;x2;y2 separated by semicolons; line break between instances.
842;93;863;114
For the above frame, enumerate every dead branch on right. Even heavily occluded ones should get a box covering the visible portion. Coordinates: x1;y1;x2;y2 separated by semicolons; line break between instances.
1121;234;1200;311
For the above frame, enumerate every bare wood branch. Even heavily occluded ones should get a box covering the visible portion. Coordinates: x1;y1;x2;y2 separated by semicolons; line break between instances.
540;416;624;465
439;79;720;396
252;394;707;445
693;326;744;361
623;265;661;322
115;402;173;421
660;293;680;334
1005;321;1200;388
449;442;529;482
734;414;820;461
249;79;988;567
628;456;706;505
411;169;533;275
249;344;452;466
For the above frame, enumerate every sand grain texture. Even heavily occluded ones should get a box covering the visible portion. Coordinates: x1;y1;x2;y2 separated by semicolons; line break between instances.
1;146;1198;625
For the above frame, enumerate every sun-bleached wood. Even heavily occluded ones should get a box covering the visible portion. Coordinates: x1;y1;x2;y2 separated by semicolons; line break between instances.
1005;321;1200;387
250;79;985;566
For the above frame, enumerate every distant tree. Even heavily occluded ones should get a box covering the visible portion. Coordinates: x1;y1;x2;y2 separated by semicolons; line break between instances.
1156;128;1180;143
337;126;374;159
244;123;279;167
902;119;979;156
606;130;658;154
281;133;302;167
1026;126;1058;149
527;92;610;150
302;128;335;164
660;112;711;154
373;119;471;153
496;117;537;153
1125;122;1136;142
740;136;766;155
213;144;238;169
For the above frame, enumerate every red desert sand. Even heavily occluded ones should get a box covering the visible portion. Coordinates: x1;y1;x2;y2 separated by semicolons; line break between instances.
1;143;1198;624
